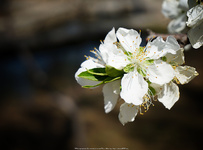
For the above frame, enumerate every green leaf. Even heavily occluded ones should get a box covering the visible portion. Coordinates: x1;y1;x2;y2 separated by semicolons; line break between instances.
87;68;107;76
103;76;122;84
148;86;156;96
105;65;124;77
78;70;108;81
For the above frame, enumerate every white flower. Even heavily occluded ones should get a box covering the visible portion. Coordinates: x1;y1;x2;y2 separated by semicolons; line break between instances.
162;0;187;33
186;4;203;49
75;27;198;125
162;0;203;49
162;0;182;19
162;0;197;33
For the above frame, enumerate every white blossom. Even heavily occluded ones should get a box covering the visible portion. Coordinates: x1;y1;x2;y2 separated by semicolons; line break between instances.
75;27;198;125
187;4;203;49
162;0;203;49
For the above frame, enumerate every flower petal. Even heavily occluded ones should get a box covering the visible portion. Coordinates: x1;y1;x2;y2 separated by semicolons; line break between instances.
120;71;148;105
103;80;121;113
81;59;104;69
116;27;141;53
186;4;203;28
187;21;203;49
104;27;117;44
146;36;180;59
167;13;187;33
162;0;181;19
146;60;175;85
175;66;199;84
100;42;129;70
165;48;185;66
150;83;163;96
118;103;138;125
158;82;180;110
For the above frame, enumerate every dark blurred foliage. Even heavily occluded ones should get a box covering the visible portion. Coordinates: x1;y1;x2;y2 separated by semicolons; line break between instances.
0;0;202;150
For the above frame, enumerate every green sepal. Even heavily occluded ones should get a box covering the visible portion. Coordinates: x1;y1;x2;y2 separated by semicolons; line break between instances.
86;68;107;76
148;86;156;96
78;69;108;81
161;56;167;62
82;76;122;88
124;64;134;73
105;65;124;77
137;67;146;77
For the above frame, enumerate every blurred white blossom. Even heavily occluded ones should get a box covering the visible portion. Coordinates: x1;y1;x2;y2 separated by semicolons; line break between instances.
162;0;202;49
187;4;203;49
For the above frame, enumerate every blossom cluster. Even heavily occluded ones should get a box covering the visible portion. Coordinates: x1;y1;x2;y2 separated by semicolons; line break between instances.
162;0;203;49
75;27;198;125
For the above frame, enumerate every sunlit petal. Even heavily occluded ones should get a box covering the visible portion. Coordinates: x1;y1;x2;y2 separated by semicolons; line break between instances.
118;103;138;125
103;80;121;113
158;82;179;109
120;71;148;105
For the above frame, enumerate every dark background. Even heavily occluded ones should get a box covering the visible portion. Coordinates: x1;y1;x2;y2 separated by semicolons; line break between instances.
0;0;202;150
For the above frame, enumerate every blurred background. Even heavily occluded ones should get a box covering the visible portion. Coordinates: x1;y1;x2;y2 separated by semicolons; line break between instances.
0;0;202;150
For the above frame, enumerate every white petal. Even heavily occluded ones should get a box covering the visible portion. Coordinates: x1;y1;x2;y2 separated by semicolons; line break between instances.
178;0;189;10
186;4;203;28
104;27;117;44
175;66;199;84
120;71;148;105
150;83;163;96
107;54;129;70
118;103;138;125
167;13;187;33
103;80;121;113
165;48;185;66
158;82;180;110
178;0;196;10
100;43;129;70
81;59;104;69
146;36;180;59
99;42;115;64
187;21;203;49
146;60;175;85
116;27;141;53
162;0;182;19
